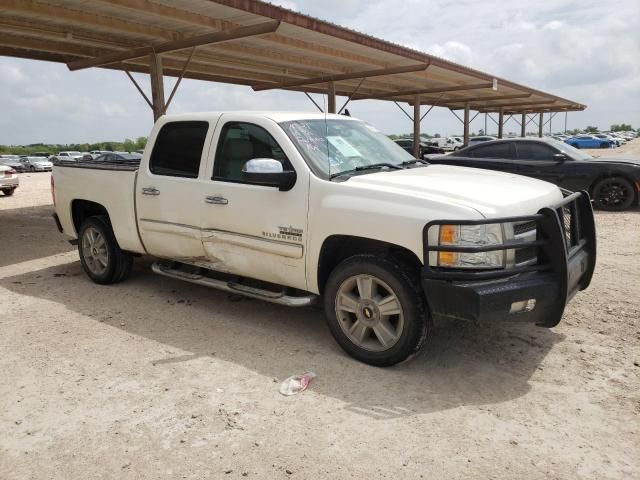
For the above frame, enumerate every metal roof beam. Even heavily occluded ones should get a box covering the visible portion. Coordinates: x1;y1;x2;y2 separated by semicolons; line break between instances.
251;63;429;91
67;21;280;71
426;93;532;107
359;82;493;100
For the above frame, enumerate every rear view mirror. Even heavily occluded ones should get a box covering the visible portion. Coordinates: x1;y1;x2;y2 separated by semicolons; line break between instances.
553;153;568;161
242;158;296;191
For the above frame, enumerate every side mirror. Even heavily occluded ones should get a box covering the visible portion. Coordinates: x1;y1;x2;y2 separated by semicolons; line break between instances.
242;159;296;191
553;153;568;161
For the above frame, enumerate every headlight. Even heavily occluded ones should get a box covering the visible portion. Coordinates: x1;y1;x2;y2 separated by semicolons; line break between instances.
437;224;505;269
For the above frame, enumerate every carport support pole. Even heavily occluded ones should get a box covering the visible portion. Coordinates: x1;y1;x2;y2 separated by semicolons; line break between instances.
520;112;526;137
150;53;165;121
463;102;470;146
327;81;336;114
538;112;544;138
413;95;421;158
498;108;504;138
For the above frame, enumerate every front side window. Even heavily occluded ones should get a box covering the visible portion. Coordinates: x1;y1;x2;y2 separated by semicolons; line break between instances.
515;142;556;161
280;119;413;178
150;121;208;178
213;122;289;182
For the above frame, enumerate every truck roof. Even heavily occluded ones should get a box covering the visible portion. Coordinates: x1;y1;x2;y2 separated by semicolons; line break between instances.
158;111;360;123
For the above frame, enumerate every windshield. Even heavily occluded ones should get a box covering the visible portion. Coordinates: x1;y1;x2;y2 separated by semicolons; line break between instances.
546;138;594;160
280;118;414;179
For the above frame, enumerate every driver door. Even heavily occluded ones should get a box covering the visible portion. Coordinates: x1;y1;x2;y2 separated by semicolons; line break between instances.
199;115;309;291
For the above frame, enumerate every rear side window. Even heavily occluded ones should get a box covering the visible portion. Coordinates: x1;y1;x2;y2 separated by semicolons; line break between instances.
471;142;512;158
150;121;208;178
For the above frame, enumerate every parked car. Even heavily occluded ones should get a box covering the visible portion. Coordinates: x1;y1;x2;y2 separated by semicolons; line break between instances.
51;151;84;162
94;152;142;163
592;134;618;147
0;164;19;196
52;112;596;366
393;138;444;157
565;135;610;149
427;137;640;210
430;136;463;151
20;156;53;172
0;157;28;172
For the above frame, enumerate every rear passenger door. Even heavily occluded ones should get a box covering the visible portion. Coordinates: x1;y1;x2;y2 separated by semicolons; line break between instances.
136;119;217;259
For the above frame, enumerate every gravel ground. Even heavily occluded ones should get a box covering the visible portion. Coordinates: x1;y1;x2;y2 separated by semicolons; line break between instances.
1;147;639;479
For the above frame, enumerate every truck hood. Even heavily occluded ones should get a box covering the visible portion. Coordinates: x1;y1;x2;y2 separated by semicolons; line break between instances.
347;164;563;218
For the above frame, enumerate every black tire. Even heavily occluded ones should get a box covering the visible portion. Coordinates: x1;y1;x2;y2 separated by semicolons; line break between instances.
30;166;36;172
2;188;15;196
591;176;635;211
600;142;609;149
571;143;580;149
323;254;430;367
78;215;133;284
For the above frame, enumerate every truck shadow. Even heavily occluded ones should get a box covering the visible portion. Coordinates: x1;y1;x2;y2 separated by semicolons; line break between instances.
0;205;75;267
0;257;563;418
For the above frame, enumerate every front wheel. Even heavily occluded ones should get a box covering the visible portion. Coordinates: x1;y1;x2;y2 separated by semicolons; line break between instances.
78;216;133;284
592;177;635;211
323;255;430;367
2;188;15;196
600;142;609;149
571;143;580;149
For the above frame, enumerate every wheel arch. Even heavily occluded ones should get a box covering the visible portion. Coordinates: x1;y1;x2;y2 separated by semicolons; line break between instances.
316;235;422;295
71;199;110;235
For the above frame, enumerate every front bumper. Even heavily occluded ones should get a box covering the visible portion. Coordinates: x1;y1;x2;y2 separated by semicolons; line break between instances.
422;191;596;327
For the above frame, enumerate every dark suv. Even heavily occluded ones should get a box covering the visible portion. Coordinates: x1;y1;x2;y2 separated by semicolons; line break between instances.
394;138;444;158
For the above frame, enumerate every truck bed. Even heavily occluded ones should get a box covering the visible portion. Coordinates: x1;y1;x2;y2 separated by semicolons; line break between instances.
53;160;146;254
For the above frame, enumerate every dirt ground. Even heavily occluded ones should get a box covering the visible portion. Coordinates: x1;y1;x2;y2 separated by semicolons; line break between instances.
1;145;639;479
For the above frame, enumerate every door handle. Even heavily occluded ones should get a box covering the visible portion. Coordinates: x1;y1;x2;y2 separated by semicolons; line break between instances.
142;187;160;196
205;195;228;205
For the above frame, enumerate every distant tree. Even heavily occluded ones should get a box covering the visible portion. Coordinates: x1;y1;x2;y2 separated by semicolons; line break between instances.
478;128;485;136
584;126;599;133
610;123;633;132
105;143;113;152
135;137;147;150
434;133;441;138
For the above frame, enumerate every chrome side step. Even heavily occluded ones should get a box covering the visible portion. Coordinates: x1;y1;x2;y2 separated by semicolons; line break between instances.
151;261;316;307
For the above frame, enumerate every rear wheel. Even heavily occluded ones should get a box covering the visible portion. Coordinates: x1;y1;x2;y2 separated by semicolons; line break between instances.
30;166;36;172
323;255;430;367
78;216;133;284
2;188;15;196
592;177;635;211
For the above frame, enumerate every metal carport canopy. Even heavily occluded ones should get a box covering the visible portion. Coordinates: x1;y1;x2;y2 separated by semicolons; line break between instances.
0;0;585;148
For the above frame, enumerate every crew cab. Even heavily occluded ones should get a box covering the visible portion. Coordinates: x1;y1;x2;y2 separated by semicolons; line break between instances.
52;112;596;366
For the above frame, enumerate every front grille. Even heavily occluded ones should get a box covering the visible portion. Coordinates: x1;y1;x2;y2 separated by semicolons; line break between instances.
513;220;536;236
515;246;537;265
558;204;579;249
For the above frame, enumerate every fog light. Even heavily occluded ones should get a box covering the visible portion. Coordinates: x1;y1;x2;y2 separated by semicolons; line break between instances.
510;298;536;314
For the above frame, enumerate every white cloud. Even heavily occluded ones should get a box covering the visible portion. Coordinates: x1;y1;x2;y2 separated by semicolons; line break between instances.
0;0;639;143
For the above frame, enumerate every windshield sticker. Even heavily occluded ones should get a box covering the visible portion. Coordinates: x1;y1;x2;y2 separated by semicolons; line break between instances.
327;136;361;157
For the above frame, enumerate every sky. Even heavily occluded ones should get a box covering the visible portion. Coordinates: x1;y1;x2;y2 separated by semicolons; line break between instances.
1;0;638;144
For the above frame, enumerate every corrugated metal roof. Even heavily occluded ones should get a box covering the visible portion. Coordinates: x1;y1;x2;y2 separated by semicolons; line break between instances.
0;0;585;113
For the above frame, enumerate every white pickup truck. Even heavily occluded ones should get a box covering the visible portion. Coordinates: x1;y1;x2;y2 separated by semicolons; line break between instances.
52;112;596;366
